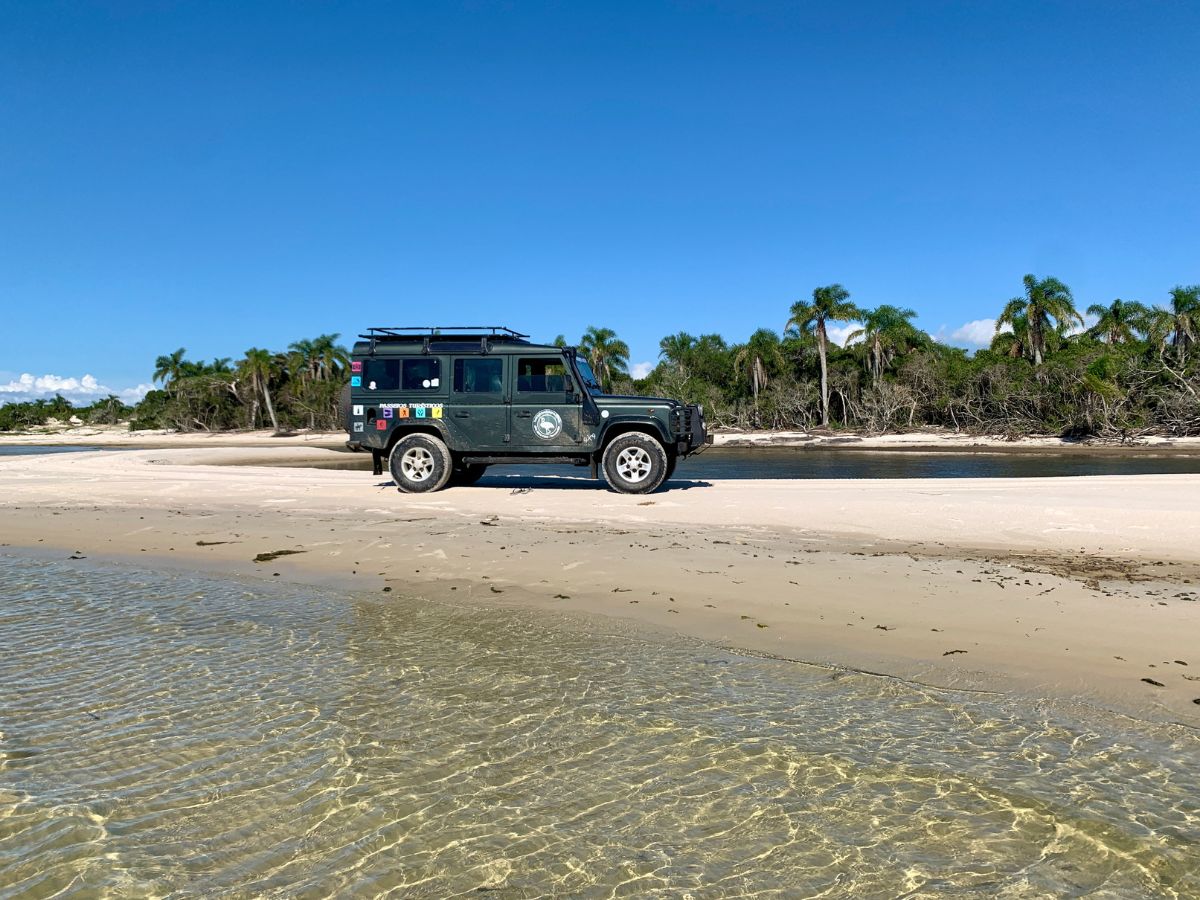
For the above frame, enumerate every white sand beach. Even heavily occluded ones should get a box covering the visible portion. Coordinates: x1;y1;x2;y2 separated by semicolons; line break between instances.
2;442;1198;725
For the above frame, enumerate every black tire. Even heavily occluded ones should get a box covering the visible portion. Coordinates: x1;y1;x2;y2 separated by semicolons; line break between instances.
389;433;453;493
449;464;488;487
337;383;352;432
601;432;668;494
663;454;677;483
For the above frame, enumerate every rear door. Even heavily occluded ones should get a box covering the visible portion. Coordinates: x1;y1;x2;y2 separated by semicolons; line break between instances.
447;356;509;451
509;355;584;451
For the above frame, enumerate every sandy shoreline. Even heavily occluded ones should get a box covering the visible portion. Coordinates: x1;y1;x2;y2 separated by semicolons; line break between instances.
2;445;1198;726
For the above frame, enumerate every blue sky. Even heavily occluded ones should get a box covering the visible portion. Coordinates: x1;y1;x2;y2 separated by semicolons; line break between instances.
2;1;1198;399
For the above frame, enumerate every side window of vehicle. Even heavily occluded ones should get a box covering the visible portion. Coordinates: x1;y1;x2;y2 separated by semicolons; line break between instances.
516;358;569;394
402;358;442;391
363;359;400;391
453;358;504;394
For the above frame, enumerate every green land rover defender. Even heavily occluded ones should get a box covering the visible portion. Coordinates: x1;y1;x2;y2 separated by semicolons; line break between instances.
343;326;710;493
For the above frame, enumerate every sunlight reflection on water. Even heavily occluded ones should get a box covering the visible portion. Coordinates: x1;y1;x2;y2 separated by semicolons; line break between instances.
1;555;1197;897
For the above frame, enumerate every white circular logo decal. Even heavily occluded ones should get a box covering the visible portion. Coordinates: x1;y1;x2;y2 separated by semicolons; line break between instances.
532;409;563;439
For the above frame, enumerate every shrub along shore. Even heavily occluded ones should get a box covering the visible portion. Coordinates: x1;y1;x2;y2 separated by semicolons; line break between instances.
3;276;1198;439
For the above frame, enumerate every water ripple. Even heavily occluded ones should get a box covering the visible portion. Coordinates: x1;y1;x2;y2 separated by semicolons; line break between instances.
0;554;1197;898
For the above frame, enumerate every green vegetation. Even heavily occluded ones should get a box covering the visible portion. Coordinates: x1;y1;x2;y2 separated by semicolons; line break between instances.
578;326;630;392
3;278;1199;438
132;335;350;432
0;334;353;433
0;394;133;431
614;276;1200;438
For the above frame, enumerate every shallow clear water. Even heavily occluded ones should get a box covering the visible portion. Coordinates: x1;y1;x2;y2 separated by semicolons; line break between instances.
257;446;1200;482
1;555;1197;898
0;446;102;457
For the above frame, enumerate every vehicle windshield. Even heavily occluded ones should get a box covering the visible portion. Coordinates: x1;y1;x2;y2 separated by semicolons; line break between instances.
574;358;605;396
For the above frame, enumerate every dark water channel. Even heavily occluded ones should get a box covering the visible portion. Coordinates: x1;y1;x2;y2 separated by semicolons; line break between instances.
258;446;1200;481
0;445;104;456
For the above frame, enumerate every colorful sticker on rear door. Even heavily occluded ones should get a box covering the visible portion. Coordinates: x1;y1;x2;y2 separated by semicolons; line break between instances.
379;403;443;418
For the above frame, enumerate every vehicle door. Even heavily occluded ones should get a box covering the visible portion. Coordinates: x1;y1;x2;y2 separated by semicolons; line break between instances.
509;355;584;451
448;356;509;450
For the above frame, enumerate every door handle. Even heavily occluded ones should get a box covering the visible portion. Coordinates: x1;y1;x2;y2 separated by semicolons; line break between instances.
455;411;470;418
516;411;531;418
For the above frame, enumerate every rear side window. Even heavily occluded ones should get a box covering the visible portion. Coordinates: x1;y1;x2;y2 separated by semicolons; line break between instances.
454;359;503;394
360;358;442;391
362;359;399;391
402;358;441;390
516;358;569;393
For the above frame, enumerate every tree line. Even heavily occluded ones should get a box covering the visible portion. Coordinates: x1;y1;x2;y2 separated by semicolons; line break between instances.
573;277;1199;438
0;335;350;432
2;276;1198;437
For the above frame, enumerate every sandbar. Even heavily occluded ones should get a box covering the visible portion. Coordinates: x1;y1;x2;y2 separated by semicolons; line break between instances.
1;443;1198;725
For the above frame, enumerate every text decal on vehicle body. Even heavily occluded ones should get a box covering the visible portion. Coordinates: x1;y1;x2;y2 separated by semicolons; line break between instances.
378;403;444;419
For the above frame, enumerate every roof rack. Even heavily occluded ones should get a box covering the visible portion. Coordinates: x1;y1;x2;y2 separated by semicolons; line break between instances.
358;326;533;356
360;326;530;341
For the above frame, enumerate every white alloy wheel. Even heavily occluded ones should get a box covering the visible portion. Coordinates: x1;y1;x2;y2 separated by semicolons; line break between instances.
400;446;435;482
615;445;653;483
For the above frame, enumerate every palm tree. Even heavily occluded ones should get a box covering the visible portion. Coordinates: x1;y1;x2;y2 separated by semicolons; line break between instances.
733;329;781;424
846;305;925;384
579;326;630;392
312;333;350;381
995;275;1082;366
152;348;189;395
990;312;1028;359
785;285;861;427
1151;285;1200;365
288;338;317;384
88;394;126;425
658;331;696;366
1085;299;1152;345
238;348;281;433
552;334;567;348
208;357;233;375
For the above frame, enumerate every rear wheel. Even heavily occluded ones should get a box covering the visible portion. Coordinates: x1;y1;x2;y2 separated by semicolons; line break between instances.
389;433;453;493
601;432;668;494
449;464;488;487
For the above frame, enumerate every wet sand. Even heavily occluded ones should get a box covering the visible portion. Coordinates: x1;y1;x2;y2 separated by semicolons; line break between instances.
1;445;1198;725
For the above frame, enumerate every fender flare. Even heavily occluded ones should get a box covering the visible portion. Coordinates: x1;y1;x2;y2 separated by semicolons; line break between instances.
595;416;672;450
381;421;452;452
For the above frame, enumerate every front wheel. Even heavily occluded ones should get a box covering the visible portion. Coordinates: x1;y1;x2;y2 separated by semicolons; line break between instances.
389;433;453;493
663;454;677;483
601;433;668;494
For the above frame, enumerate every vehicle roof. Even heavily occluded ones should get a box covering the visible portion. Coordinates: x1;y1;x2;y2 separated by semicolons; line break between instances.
352;326;570;357
352;338;567;356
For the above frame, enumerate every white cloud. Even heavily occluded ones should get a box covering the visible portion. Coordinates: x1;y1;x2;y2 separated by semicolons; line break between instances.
1064;313;1098;337
0;373;151;404
825;323;862;348
935;313;1096;348
629;361;654;380
120;384;154;402
946;318;1006;347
